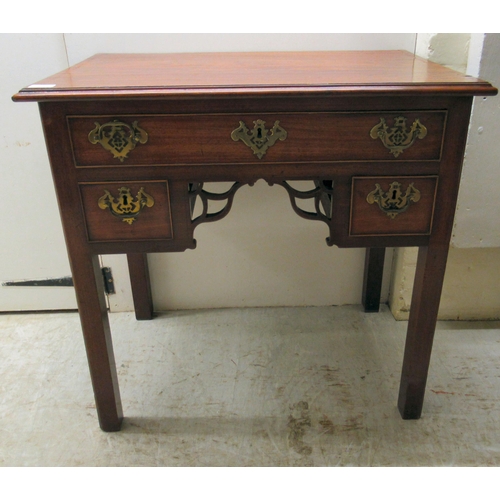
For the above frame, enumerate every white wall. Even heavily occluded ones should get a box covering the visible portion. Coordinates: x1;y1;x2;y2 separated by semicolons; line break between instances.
63;33;416;65
453;33;500;248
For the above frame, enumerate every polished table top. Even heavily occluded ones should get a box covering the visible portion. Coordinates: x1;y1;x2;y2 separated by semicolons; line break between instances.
14;51;496;101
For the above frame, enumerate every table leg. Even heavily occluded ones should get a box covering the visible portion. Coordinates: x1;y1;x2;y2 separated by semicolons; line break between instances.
362;248;386;312
397;243;449;419
71;252;123;431
127;253;154;320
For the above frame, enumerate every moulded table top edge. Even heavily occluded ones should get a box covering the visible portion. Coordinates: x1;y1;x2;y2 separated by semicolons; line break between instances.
13;50;498;102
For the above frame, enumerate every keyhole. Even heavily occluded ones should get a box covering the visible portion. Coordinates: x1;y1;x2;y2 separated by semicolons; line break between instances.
391;190;397;200
122;195;128;205
256;127;262;138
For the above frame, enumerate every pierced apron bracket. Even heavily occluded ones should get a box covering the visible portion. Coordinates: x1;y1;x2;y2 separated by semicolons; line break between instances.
189;179;335;246
268;179;335;246
189;182;247;228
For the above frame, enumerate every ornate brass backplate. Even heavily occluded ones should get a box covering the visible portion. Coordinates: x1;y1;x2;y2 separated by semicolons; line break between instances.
88;120;148;161
366;181;421;219
370;116;427;157
231;119;287;158
98;187;154;224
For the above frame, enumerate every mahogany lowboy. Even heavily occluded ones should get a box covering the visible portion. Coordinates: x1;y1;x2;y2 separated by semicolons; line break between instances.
14;51;497;431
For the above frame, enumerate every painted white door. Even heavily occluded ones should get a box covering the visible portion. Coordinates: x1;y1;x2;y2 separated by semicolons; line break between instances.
0;34;78;311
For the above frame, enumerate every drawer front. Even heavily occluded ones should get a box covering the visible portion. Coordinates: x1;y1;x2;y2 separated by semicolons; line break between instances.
68;111;446;166
79;181;173;242
349;176;438;237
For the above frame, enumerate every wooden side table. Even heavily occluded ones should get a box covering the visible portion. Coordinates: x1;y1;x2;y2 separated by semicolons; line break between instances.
14;51;497;431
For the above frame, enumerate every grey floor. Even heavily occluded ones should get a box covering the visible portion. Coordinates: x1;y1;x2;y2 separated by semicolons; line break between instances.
1;305;500;466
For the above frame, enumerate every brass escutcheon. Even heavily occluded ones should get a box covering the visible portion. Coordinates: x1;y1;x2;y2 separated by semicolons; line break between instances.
370;116;427;157
88;120;148;161
98;187;154;224
366;181;421;219
231;119;287;159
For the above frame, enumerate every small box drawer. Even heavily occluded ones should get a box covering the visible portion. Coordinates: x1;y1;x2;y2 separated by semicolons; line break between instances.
349;176;438;237
79;181;173;242
68;111;446;167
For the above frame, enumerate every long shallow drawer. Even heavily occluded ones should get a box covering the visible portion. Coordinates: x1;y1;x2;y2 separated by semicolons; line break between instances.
68;111;446;167
79;181;173;242
349;175;438;237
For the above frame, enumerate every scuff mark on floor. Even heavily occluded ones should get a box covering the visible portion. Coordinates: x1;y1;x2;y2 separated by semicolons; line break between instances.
319;415;335;434
287;401;312;456
319;365;340;382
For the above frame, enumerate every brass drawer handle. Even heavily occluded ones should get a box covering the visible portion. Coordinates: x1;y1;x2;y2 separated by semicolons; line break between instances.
98;187;154;224
370;116;427;157
88;120;148;161
366;181;421;219
231;119;287;159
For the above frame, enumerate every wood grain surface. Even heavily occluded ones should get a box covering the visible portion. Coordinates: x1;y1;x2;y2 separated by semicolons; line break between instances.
13;51;496;101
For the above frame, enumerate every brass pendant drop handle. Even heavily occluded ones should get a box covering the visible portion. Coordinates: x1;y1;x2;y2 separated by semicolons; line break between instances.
370;116;427;157
88;120;148;161
366;181;421;219
231;119;287;159
98;187;154;225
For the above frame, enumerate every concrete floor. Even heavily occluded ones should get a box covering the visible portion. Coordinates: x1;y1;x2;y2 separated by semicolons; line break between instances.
1;305;500;466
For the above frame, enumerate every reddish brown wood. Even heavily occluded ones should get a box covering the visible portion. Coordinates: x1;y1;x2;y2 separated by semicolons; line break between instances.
72;252;123;431
67;111;446;166
15;52;496;430
37;103;123;431
127;253;154;321
350;176;438;237
397;97;476;419
79;180;173;242
13;51;496;101
398;243;449;418
362;248;386;312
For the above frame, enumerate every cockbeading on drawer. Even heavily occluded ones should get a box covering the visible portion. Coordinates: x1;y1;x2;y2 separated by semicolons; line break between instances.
349;175;439;237
67;111;446;167
79;180;173;242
